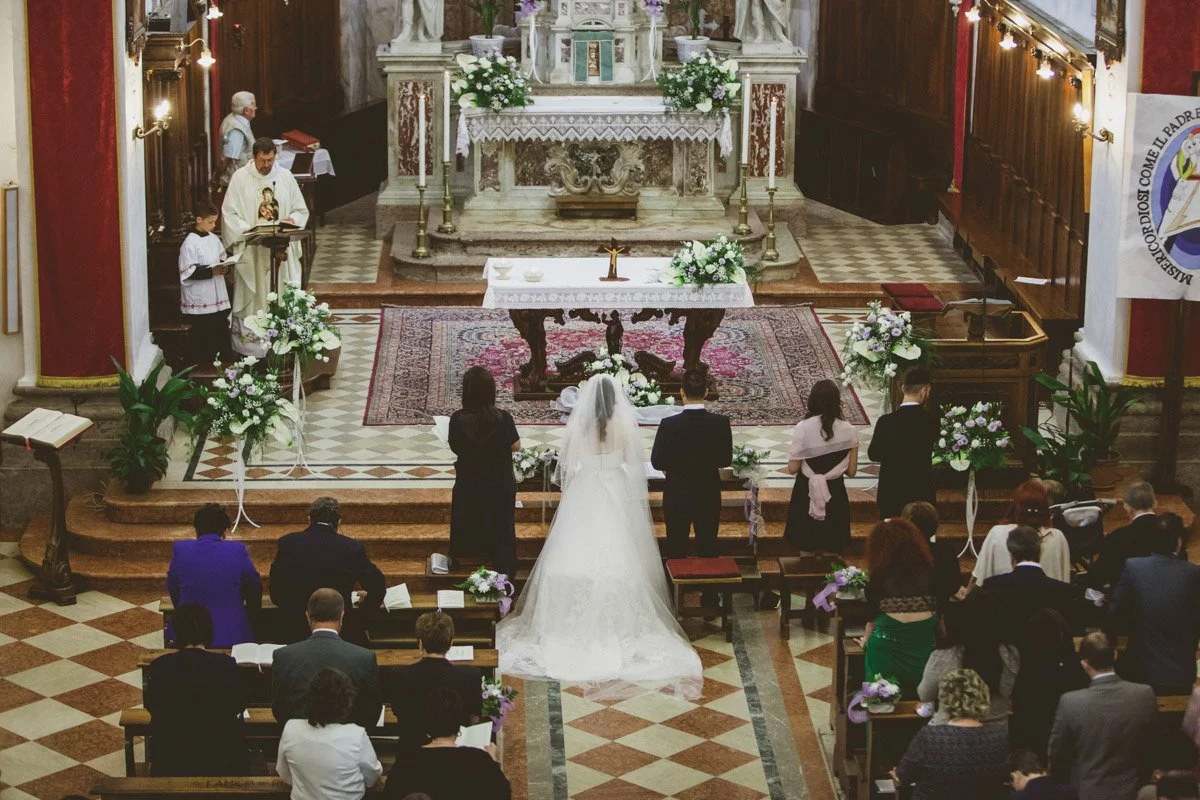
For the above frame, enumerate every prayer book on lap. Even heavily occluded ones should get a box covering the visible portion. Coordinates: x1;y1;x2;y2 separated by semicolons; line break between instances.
2;408;92;449
230;643;283;666
437;590;465;609
446;645;474;662
456;721;492;749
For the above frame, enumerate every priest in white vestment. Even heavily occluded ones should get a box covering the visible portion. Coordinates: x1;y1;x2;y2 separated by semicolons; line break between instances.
221;137;310;358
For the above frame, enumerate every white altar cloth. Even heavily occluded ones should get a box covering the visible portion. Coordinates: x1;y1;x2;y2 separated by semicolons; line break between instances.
481;257;755;310
458;96;733;158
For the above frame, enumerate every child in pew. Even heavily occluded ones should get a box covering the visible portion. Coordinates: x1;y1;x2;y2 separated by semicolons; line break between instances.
1010;749;1078;799
179;199;234;366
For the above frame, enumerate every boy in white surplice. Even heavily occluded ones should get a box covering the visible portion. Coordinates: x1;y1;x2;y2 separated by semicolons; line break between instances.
178;200;232;365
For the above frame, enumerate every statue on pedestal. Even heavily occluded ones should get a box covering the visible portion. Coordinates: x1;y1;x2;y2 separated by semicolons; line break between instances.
392;0;443;46
735;0;791;45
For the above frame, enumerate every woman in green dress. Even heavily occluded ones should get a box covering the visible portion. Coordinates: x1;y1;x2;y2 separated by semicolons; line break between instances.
861;518;938;698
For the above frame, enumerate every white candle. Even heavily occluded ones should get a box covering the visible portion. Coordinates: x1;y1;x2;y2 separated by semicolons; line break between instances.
418;93;427;187
768;100;777;190
443;71;451;161
740;75;751;165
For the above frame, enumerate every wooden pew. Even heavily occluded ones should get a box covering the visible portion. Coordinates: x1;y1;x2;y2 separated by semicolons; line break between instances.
159;596;500;650
93;777;300;799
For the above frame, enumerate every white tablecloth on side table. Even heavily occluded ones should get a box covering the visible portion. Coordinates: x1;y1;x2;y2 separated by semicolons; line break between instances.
481;257;755;310
277;148;336;177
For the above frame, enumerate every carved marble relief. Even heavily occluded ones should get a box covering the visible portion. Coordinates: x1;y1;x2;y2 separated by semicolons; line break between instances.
560;37;572;63
614;38;625;63
545;143;644;196
641;141;673;187
516;142;555;186
396;81;434;178
749;82;787;179
479;143;501;192
685;142;711;196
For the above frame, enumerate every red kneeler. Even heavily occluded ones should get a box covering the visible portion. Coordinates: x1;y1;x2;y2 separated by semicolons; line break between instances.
666;557;743;642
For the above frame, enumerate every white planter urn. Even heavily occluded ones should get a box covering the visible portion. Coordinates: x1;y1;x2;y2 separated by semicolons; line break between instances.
675;35;710;63
470;34;506;59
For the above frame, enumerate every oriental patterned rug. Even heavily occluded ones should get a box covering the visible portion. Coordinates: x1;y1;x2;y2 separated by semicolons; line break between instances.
363;305;868;426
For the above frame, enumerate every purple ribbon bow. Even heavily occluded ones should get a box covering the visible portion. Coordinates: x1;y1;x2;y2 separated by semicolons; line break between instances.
497;575;516;617
813;581;840;613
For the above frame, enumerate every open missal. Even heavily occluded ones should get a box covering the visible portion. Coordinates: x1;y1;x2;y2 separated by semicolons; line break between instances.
231;643;283;666
456;721;492;749
246;221;302;236
383;583;412;612
446;645;474;662
2;408;92;449
437;589;465;609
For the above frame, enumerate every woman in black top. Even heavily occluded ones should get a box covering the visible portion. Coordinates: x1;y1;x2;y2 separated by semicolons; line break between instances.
385;688;512;800
1010;608;1088;758
449;367;521;577
143;604;247;776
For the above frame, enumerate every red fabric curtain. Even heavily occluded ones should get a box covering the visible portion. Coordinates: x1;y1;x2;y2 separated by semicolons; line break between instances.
1125;0;1200;383
26;0;127;385
952;0;974;189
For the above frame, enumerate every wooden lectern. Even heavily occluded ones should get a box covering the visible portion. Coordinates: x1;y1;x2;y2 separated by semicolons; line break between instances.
243;224;315;293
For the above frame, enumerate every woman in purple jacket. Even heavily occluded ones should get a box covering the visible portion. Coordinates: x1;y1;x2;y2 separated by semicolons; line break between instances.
167;503;262;647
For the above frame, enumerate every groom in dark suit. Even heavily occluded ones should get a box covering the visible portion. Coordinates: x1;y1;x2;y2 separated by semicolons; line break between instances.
868;366;939;519
651;370;733;560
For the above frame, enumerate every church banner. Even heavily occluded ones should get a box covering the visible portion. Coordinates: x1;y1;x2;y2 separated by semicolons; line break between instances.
1118;93;1200;300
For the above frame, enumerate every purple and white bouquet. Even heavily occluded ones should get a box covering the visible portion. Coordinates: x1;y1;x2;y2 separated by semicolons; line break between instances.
482;676;519;733
456;566;516;614
848;675;902;723
244;281;340;371
658;51;741;114
642;0;669;16
731;444;770;477
839;301;931;392
584;347;675;408
199;357;298;457
665;235;748;287
813;563;868;612
452;52;532;112
932;401;1009;472
513;445;559;482
515;0;541;19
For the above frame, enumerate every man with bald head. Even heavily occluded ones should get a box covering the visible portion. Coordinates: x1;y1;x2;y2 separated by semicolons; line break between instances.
271;588;382;730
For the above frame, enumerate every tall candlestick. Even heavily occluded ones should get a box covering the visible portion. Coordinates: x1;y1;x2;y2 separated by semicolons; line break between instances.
767;100;777;190
418;93;427;187
740;75;751;165
443;71;452;160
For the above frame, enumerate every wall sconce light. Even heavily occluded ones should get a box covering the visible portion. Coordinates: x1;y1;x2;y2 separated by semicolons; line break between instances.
1035;52;1056;79
999;31;1017;49
965;6;981;23
133;99;172;140
177;37;215;68
949;0;962;17
204;1;223;20
1072;103;1114;143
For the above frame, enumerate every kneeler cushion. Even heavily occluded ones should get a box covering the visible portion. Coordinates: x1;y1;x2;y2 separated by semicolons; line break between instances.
880;283;933;298
667;557;741;579
893;295;944;312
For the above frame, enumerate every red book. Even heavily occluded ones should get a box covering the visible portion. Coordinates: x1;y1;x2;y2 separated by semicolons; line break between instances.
667;557;741;580
282;129;320;152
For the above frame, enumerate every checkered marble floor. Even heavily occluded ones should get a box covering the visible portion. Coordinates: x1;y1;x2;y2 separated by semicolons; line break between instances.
166;309;890;492
801;218;978;285
310;224;381;283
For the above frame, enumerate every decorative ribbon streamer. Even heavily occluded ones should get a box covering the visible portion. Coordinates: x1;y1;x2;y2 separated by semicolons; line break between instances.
957;468;980;558
490;695;516;733
718;111;733;159
847;691;871;725
813;581;840;613
741;472;765;547
457;111;470;158
285;354;316;477
231;441;260;533
644;13;660;82
524;14;542;83
496;575;516;617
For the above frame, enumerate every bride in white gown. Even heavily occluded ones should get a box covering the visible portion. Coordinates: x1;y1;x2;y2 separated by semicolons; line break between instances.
496;374;703;701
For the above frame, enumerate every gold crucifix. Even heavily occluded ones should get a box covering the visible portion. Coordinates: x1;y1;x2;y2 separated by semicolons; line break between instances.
598;238;631;282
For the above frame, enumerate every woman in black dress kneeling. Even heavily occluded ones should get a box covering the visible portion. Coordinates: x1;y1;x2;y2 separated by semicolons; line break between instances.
784;379;859;555
449;367;521;576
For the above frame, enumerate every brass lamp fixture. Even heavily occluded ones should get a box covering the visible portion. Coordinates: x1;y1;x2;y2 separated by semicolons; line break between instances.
133;100;172;141
177;37;216;68
1072;103;1114;144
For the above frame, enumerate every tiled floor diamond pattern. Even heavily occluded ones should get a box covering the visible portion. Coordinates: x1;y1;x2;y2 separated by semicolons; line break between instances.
802;222;978;285
309;224;381;283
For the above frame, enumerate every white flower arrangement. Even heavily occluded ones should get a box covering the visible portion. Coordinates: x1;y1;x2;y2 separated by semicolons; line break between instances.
584;347;676;408
513;445;559;482
657;51;741;114
731;445;770;477
244;281;340;371
839;301;932;392
455;566;514;604
452;52;532;112
198;357;298;456
932;401;1010;472
664;235;748;287
860;675;901;711
481;676;518;733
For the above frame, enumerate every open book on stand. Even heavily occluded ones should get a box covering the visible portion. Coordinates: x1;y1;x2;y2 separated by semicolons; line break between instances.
2;408;93;449
230;642;283;667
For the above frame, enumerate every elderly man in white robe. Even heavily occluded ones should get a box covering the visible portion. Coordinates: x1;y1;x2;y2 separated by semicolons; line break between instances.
218;91;257;187
221;137;310;357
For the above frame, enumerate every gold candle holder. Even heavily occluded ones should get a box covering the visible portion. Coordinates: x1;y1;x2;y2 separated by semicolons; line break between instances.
763;186;779;262
412;184;431;259
733;162;751;236
437;161;456;235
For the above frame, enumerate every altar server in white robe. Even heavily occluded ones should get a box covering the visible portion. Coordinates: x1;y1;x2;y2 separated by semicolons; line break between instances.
221;137;309;358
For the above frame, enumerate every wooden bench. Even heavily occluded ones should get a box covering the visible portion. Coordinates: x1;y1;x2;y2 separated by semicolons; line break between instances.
667;558;754;643
776;556;837;638
160;596;500;650
93;777;304;799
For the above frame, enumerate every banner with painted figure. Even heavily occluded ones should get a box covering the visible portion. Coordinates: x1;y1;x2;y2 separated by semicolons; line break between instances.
1118;94;1200;299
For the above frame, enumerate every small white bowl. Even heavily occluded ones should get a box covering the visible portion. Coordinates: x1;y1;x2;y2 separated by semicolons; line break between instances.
523;266;544;282
492;263;513;280
272;138;288;148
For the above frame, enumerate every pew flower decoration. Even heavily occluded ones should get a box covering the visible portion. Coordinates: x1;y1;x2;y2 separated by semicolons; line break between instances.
452;52;532;112
848;675;902;723
513;445;559;482
199;357;298;459
482;676;519;733
813;563;868;613
244;281;340;371
932;402;1009;472
658;50;741;114
839;301;932;392
584;347;675;408
456;566;516;615
642;0;669;16
515;0;541;18
665;235;748;287
731;445;770;478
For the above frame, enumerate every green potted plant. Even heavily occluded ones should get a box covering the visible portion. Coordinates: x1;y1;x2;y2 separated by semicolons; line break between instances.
469;0;504;58
675;0;710;62
1032;361;1140;491
1019;423;1096;499
105;358;201;494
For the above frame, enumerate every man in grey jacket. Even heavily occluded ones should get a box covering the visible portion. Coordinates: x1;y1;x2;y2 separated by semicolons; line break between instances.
271;588;382;730
1049;632;1158;800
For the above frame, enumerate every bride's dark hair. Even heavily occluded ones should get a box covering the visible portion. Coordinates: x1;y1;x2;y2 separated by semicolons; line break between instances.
595;377;617;442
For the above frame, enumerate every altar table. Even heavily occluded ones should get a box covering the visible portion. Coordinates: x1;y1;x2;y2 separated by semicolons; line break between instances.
482;257;755;400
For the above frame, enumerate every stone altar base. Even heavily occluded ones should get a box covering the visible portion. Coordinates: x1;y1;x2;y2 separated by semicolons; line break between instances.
390;205;802;282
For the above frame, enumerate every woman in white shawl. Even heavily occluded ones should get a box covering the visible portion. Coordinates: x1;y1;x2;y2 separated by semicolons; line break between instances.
784;380;860;554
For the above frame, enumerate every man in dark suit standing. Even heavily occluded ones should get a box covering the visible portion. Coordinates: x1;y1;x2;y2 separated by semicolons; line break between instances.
1048;632;1158;800
386;611;483;750
1089;481;1158;594
1109;513;1200;695
651;369;733;560
976;526;1081;640
271;589;383;730
270;497;386;644
867;366;938;519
